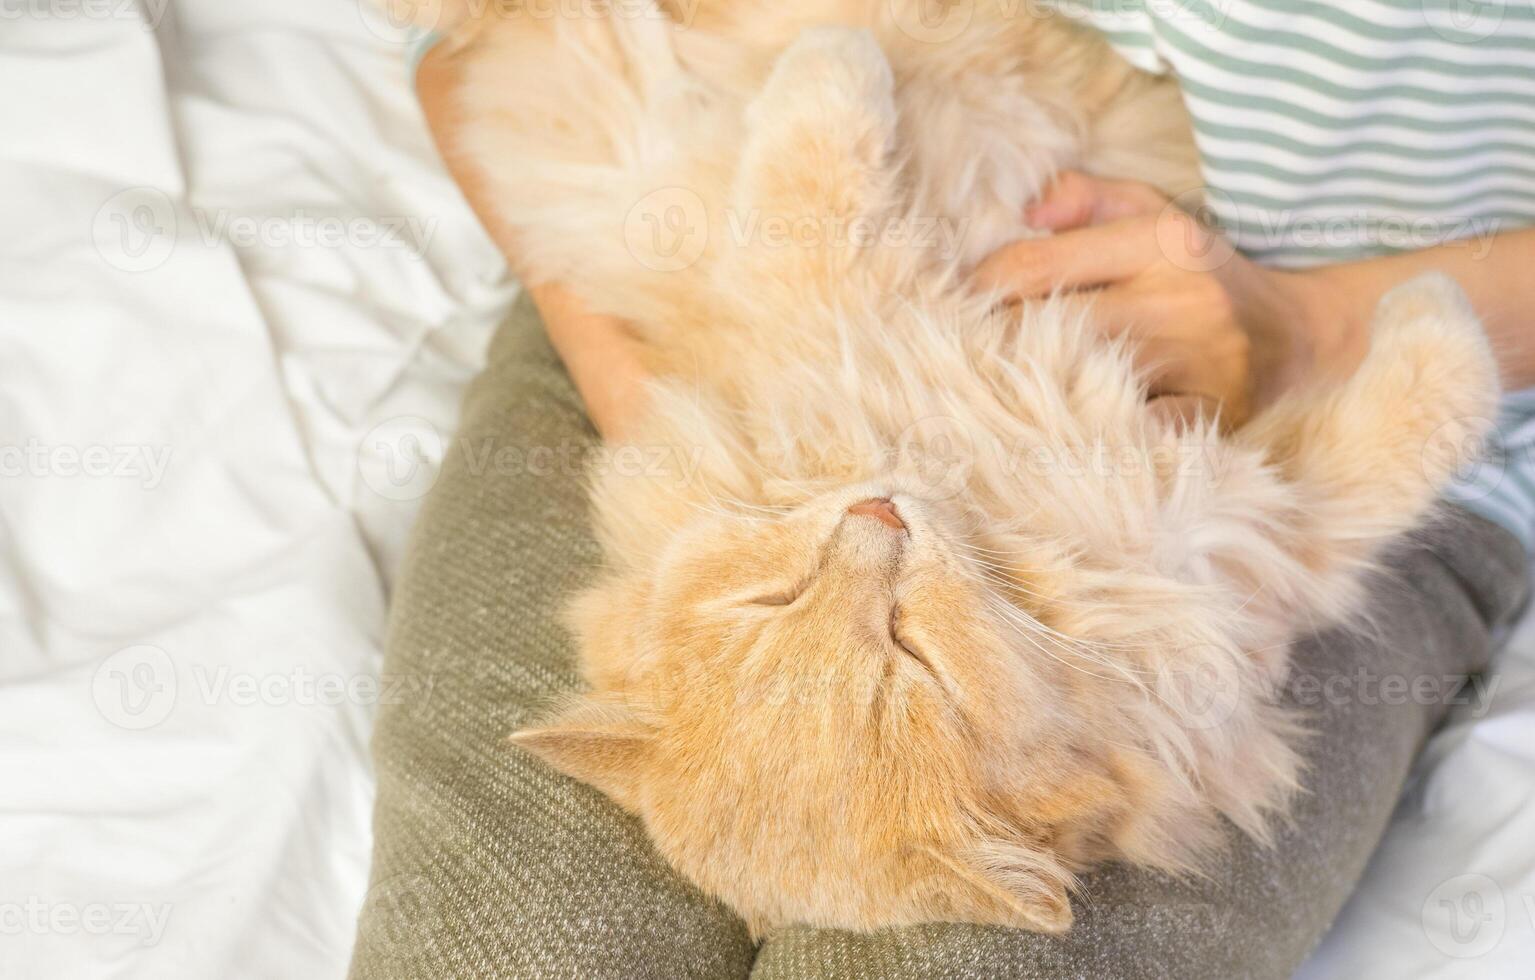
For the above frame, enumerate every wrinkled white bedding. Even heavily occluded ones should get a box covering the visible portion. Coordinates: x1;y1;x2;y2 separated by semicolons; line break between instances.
0;2;514;976
0;2;1529;977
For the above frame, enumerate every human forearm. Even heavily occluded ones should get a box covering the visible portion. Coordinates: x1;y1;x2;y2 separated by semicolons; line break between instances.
415;44;648;439
520;282;650;440
1286;228;1535;389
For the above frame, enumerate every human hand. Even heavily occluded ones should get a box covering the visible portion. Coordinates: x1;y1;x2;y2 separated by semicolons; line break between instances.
975;171;1366;428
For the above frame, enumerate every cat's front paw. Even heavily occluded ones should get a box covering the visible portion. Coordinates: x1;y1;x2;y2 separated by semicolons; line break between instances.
734;26;899;248
1372;271;1479;339
752;27;896;131
1362;272;1499;487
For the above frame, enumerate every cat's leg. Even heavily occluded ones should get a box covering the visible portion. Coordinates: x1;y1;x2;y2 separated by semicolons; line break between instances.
1216;274;1498;629
866;1;1199;266
878;20;1080;267
437;0;719;313
720;27;900;303
1130;275;1495;837
1243;274;1496;539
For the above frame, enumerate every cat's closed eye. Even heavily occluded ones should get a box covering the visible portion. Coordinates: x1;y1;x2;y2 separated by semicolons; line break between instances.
747;584;804;607
890;607;936;673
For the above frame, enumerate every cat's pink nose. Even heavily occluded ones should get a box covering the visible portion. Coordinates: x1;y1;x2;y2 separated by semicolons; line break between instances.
848;498;904;530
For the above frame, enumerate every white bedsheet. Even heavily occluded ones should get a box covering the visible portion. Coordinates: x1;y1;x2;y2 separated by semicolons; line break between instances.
0;2;514;976
0;2;1529;978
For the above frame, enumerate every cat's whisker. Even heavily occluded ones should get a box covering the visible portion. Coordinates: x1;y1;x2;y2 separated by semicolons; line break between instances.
718;496;794;517
956;540;1038;557
982;600;1191;754
965;563;1153;656
983;595;1150;683
961;553;1214;662
1230;582;1267;616
685;501;770;527
982;587;1194;682
975;561;1294;670
686;487;787;523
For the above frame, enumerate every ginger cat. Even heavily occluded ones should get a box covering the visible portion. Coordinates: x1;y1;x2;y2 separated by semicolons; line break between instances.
406;0;1496;936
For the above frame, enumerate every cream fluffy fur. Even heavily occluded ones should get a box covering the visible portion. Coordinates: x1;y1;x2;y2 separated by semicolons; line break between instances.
413;0;1497;936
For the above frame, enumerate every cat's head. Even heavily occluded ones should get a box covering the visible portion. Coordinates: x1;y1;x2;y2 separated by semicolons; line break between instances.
512;478;1213;935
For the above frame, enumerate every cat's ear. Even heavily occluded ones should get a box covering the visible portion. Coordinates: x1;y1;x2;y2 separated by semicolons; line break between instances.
510;695;655;811
922;840;1074;934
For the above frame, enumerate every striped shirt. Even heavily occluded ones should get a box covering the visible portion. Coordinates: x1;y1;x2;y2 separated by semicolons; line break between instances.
1055;0;1535;549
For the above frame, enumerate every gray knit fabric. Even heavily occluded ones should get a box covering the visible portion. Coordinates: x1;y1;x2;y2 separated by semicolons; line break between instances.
349;297;1528;980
